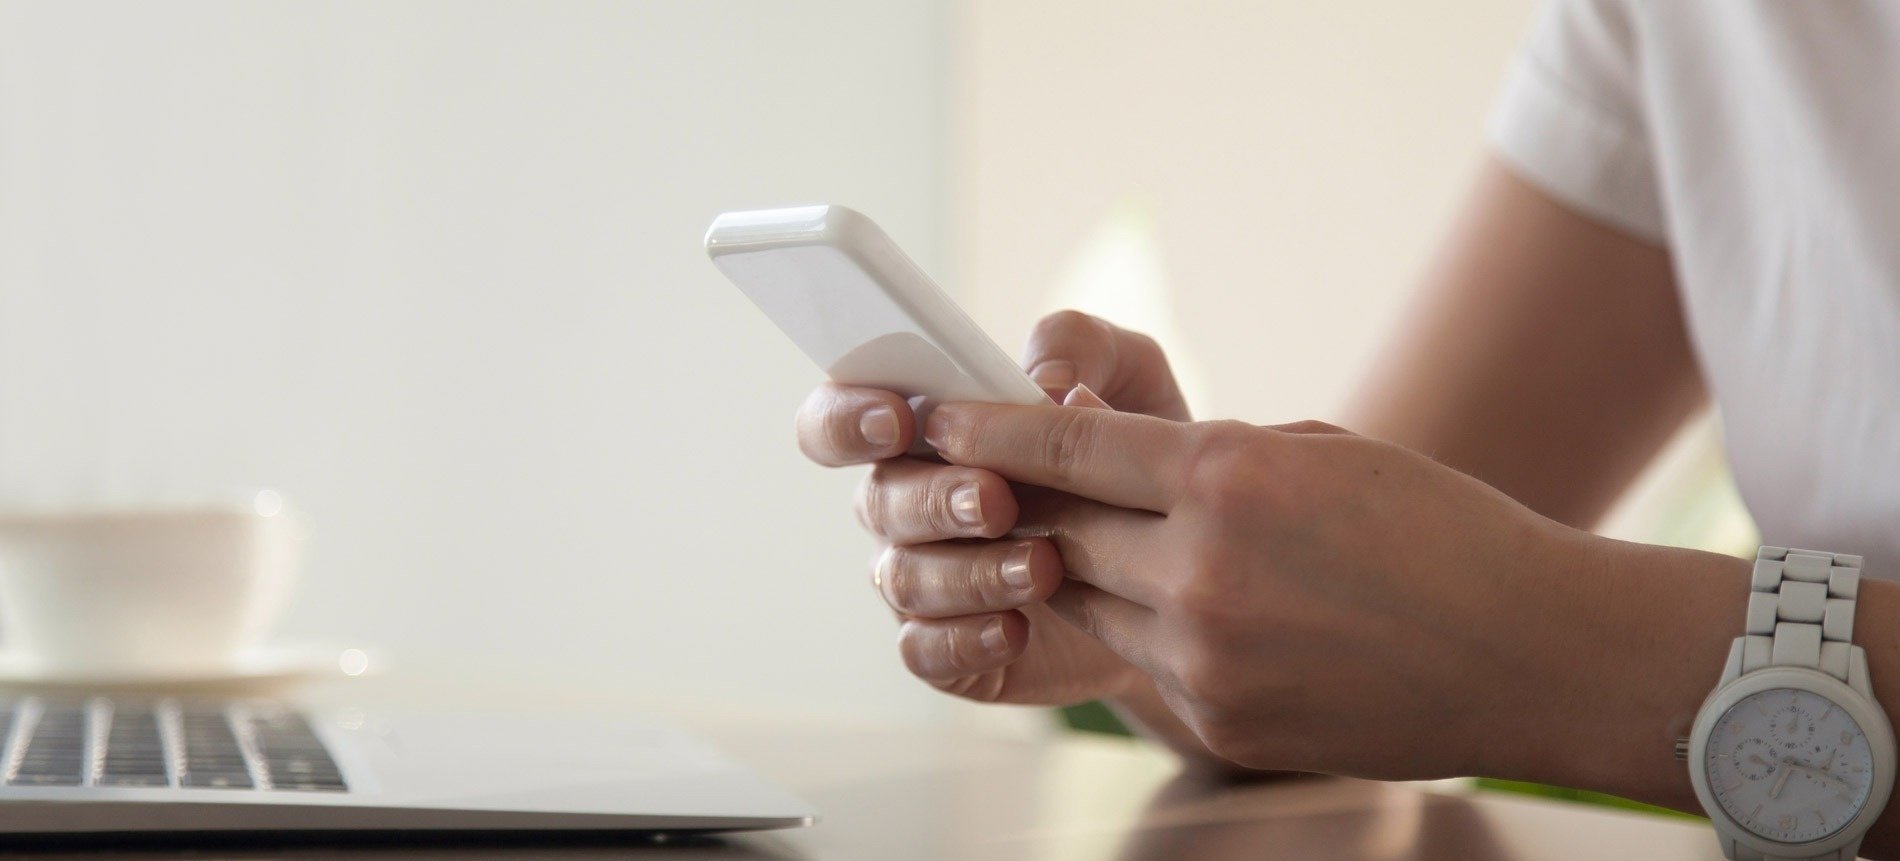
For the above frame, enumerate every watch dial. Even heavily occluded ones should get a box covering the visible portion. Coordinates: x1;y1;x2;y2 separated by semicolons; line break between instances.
1705;688;1875;843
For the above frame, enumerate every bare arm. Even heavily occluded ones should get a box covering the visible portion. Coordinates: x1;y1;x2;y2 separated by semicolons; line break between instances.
1346;157;1705;529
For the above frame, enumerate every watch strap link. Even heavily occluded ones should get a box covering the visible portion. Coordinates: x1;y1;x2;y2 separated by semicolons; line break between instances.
1742;547;1864;681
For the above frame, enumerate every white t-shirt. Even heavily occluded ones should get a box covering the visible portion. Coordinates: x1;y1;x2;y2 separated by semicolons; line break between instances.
1490;0;1900;571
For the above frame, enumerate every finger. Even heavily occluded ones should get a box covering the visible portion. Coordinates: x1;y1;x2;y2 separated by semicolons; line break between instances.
925;402;1192;513
796;383;914;467
856;458;1017;543
896;612;1027;682
1023;310;1190;420
874;539;1061;618
1009;485;1169;608
1044;580;1160;672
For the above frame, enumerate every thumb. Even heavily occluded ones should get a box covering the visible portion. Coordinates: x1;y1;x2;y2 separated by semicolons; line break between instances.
1022;310;1190;421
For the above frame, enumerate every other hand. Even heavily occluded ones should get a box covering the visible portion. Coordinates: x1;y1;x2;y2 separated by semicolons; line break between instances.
794;310;1189;706
921;401;1588;778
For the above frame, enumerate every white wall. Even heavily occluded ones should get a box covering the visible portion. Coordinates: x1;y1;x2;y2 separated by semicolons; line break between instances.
0;0;950;720
954;1;1538;426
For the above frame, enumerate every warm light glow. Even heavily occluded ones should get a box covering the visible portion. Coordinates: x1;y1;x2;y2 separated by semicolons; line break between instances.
1048;199;1208;414
253;489;285;518
338;648;370;677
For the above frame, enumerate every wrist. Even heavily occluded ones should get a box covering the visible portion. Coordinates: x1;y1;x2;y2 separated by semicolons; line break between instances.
1484;528;1749;807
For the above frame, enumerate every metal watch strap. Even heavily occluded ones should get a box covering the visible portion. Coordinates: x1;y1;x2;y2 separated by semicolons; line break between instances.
1743;547;1865;680
1714;548;1874;861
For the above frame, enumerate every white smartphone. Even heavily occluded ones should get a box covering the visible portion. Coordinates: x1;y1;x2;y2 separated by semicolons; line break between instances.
705;205;1050;436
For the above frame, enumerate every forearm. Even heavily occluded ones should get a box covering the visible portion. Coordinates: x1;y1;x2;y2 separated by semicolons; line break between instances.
1342;160;1702;530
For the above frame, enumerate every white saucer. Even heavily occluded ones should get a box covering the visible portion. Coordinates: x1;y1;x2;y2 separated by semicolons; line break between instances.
0;645;369;688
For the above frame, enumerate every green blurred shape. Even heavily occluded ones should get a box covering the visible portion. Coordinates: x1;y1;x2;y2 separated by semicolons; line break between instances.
1059;701;1133;736
1472;778;1704;820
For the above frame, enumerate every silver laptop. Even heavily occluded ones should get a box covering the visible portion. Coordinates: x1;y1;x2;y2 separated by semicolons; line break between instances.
0;694;815;834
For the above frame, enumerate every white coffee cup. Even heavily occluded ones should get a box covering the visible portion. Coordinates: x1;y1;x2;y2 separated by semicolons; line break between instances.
0;490;304;678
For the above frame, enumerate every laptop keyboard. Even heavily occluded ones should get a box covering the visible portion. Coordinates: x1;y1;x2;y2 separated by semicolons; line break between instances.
0;698;347;792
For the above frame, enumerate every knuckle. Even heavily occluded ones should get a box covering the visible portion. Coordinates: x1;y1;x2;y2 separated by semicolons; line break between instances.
1037;308;1099;338
952;622;989;674
1028;310;1115;369
967;551;1009;607
935;623;982;677
817;404;868;459
928;408;976;461
1181;422;1270;510
1169;574;1243;632
920;472;967;534
897;619;994;681
1053;586;1104;639
1121;328;1167;368
1040;410;1098;482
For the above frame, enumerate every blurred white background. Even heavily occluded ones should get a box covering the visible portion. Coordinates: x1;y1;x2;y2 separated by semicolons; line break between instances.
955;2;1533;424
5;1;1728;725
0;0;951;720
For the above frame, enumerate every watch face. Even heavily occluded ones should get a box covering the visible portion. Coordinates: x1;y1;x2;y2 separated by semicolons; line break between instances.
1706;687;1875;843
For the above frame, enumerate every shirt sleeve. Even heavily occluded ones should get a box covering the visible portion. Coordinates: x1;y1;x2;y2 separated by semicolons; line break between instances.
1488;0;1667;243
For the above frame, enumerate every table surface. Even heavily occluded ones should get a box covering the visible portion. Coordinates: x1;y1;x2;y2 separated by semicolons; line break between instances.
0;670;1732;860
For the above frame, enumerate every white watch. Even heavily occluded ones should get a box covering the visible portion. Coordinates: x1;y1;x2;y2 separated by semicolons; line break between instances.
1685;547;1895;861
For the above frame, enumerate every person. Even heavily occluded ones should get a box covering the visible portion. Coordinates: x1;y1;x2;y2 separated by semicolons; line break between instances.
797;1;1900;855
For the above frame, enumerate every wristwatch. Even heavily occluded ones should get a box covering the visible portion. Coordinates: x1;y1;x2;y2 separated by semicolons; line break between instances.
1685;547;1895;860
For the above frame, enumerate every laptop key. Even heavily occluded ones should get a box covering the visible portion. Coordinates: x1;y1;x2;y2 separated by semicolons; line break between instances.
182;772;255;789
11;708;85;786
98;774;170;788
10;774;83;786
101;708;168;786
244;711;348;791
273;781;348;792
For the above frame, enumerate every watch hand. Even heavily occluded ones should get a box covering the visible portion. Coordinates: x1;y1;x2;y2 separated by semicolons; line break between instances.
1809;767;1853;792
1780;759;1855;792
1772;762;1795;799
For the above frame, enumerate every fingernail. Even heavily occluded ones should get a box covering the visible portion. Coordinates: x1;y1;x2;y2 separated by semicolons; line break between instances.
859;405;899;448
980;617;1009;654
1000;542;1035;591
1029;360;1077;390
1063;383;1108;409
951;482;984;527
